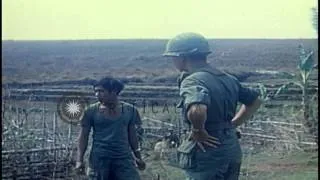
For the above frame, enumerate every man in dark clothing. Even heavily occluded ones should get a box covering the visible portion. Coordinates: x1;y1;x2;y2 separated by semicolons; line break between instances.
163;32;262;180
74;77;145;180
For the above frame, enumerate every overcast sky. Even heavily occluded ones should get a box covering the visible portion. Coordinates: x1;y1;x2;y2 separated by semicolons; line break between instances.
2;0;318;40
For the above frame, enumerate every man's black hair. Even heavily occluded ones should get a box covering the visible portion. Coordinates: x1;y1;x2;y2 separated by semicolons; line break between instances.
93;77;124;94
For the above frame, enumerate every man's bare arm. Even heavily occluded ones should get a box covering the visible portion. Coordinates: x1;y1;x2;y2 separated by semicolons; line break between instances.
128;123;142;159
187;104;207;130
232;98;262;127
187;104;219;150
76;127;90;162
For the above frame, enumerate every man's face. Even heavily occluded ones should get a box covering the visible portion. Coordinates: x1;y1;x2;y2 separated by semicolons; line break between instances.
94;86;118;103
167;56;185;72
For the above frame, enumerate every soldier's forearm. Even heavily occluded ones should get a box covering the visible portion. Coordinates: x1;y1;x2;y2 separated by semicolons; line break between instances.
187;104;207;130
232;98;262;127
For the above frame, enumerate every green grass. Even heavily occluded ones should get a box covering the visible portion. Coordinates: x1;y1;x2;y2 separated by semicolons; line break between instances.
241;171;318;180
139;150;318;180
240;151;318;180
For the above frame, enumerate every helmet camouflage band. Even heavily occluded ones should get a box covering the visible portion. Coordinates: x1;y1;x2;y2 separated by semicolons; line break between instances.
163;32;212;57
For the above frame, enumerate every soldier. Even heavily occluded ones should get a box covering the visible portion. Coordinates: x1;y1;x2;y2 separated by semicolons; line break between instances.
163;32;262;180
74;77;146;180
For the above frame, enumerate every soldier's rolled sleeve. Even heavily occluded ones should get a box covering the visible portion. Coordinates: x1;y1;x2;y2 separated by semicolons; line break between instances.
80;108;92;128
238;84;260;105
180;77;211;110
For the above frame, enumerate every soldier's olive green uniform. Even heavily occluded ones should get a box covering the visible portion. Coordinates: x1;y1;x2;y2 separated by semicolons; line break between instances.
177;65;259;180
164;32;260;180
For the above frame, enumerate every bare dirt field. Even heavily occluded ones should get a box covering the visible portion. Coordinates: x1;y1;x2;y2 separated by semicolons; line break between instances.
2;39;318;84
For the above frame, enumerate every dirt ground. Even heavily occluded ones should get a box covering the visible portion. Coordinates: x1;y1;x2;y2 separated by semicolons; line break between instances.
2;39;318;83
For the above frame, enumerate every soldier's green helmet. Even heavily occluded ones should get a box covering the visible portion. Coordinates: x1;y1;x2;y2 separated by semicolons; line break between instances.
163;32;211;57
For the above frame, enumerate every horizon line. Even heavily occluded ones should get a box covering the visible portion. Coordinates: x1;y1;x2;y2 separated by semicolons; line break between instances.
2;37;318;41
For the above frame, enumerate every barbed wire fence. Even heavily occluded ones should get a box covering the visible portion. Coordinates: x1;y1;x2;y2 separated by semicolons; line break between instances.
2;83;318;180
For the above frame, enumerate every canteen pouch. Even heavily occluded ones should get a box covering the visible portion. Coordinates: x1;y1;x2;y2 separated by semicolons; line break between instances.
177;140;197;169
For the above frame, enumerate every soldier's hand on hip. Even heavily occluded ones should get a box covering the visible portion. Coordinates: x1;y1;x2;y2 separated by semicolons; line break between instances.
189;129;220;152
